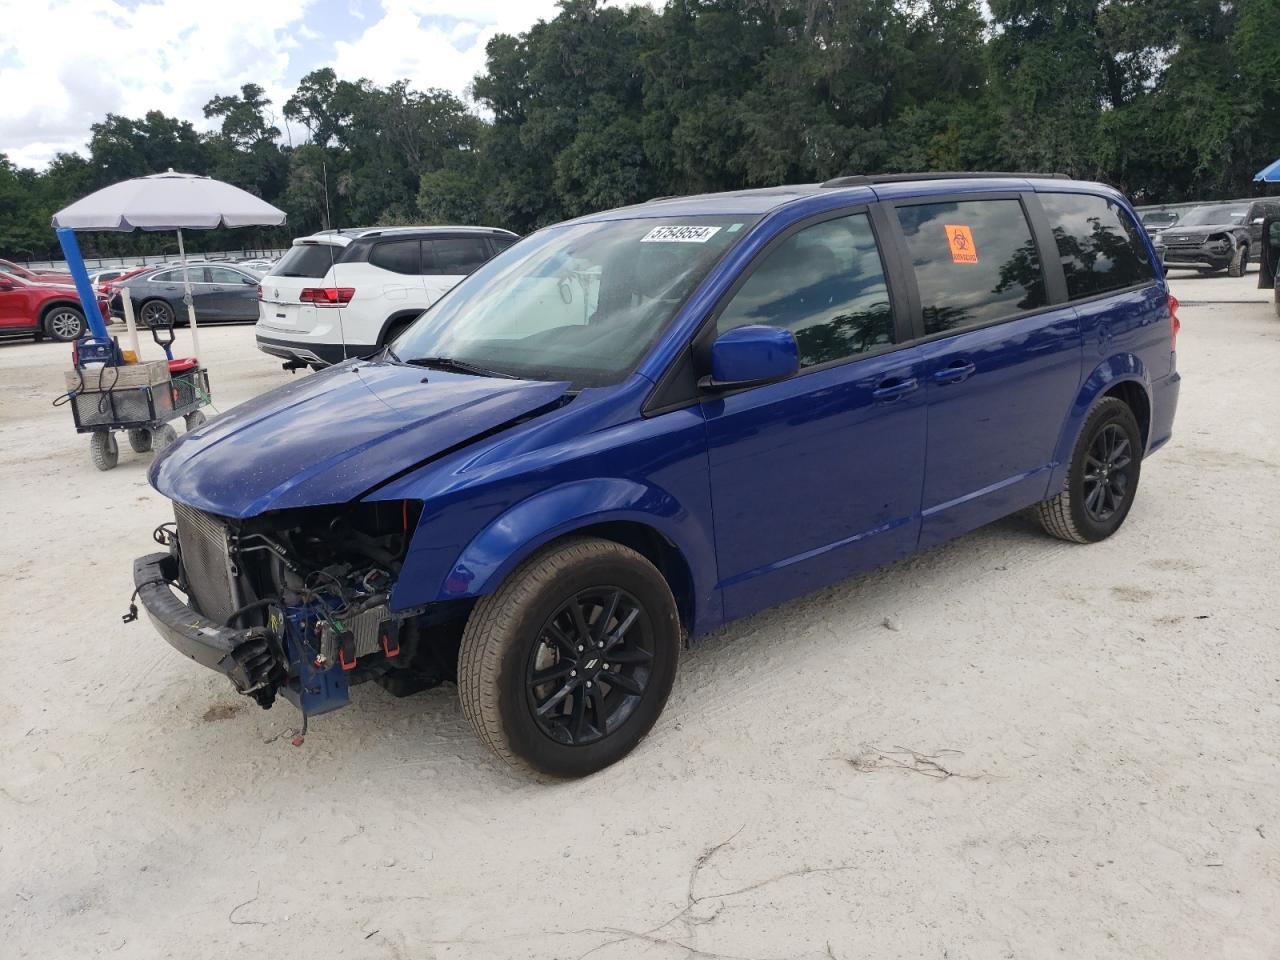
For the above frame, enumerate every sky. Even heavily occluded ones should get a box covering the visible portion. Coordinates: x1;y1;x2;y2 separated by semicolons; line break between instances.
0;0;647;170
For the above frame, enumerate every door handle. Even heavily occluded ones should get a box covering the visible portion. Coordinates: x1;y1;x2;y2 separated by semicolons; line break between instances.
872;376;919;401
933;360;976;384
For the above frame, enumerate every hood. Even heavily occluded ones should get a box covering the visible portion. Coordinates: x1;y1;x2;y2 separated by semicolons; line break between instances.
1161;224;1239;240
151;359;568;518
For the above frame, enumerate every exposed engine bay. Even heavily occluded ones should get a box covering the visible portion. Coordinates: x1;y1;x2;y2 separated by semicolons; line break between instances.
154;498;463;718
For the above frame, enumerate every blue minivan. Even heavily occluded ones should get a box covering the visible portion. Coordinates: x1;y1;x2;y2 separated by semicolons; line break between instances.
133;173;1180;777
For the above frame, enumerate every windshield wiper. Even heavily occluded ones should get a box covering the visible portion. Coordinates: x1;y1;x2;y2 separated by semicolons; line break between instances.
405;356;515;379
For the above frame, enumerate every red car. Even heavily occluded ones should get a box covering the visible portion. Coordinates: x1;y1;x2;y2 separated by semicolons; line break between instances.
0;274;90;341
0;257;73;284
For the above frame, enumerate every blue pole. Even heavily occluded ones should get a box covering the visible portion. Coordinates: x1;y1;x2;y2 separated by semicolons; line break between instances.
54;227;110;341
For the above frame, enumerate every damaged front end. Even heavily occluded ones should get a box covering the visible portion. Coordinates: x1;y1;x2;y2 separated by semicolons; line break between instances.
132;498;462;719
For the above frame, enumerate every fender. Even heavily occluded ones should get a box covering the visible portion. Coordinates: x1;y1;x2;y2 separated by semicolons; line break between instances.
1044;353;1151;495
417;477;720;633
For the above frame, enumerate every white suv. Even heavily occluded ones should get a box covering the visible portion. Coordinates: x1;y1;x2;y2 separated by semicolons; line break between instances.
255;226;518;367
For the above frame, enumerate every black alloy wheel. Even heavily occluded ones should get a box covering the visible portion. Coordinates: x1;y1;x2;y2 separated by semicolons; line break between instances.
1037;397;1143;544
1081;423;1133;523
458;537;681;778
525;587;653;746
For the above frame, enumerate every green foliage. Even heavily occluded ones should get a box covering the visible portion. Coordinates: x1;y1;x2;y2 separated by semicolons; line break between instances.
2;0;1275;261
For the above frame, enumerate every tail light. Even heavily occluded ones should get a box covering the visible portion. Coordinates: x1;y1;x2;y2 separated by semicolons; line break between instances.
1168;294;1180;350
255;284;262;300
300;287;355;306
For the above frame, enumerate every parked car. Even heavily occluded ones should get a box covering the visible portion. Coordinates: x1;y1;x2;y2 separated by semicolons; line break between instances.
0;273;89;341
0;258;73;284
1140;210;1179;236
132;173;1179;777
108;262;262;326
1245;199;1280;256
254;226;518;368
1155;203;1252;276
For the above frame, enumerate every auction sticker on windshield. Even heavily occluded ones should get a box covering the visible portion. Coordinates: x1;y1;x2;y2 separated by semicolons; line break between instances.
641;225;723;243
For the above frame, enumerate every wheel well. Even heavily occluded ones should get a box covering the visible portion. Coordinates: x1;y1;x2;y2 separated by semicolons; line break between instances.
1102;380;1150;449
378;311;422;345
557;521;696;639
39;299;82;323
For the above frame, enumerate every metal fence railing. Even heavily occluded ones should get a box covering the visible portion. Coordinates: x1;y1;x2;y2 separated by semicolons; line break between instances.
20;249;289;271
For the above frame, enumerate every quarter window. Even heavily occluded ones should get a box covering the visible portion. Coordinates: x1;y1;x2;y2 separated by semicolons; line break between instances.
424;238;490;276
206;266;249;284
369;239;421;274
896;199;1047;334
1039;192;1155;300
717;213;894;368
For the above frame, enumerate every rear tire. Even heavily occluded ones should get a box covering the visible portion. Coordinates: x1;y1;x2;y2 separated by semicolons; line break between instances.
458;537;681;778
1037;397;1143;544
185;409;207;431
90;432;118;471
139;299;175;328
1228;244;1248;278
127;428;152;453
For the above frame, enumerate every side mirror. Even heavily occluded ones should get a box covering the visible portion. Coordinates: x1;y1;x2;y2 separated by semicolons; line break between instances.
701;324;799;391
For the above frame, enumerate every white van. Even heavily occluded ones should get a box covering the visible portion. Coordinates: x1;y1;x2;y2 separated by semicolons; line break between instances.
254;226;518;367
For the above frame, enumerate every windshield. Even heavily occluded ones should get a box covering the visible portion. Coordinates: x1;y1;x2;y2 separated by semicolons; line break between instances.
392;215;757;387
1178;206;1247;227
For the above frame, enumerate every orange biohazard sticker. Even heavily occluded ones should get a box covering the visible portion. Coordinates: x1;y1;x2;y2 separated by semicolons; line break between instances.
944;224;979;264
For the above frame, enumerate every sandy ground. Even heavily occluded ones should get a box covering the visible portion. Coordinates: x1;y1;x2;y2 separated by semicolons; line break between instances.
1;270;1278;960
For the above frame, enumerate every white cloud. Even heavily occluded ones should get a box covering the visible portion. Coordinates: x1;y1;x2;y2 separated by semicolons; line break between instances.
330;1;559;98
0;0;655;170
0;0;314;168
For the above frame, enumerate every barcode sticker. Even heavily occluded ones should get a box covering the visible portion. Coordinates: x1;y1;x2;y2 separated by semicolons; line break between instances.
641;225;722;243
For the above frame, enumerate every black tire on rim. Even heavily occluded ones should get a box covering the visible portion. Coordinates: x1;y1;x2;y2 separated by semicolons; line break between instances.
152;422;178;455
127;428;152;453
139;299;175;328
1228;244;1248;278
1037;397;1143;544
185;409;207;431
90;432;118;471
458;537;680;778
44;305;86;342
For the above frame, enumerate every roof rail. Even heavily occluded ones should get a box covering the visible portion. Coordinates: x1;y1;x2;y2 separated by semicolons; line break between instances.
820;171;1070;188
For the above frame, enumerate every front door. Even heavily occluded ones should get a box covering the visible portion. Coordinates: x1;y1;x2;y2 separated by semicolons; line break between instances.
888;195;1082;547
701;209;928;622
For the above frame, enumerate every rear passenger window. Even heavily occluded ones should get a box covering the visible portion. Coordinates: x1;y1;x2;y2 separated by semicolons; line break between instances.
1039;192;1155;299
896;199;1047;334
370;240;421;274
717;213;894;368
424;238;490;276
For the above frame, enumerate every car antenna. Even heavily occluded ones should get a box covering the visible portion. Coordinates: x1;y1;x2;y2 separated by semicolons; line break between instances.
323;162;348;362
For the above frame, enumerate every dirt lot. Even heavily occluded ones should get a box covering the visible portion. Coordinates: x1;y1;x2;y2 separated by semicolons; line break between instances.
2;271;1277;960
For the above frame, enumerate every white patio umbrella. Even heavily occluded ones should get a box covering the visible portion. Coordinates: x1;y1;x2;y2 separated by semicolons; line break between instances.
52;170;286;360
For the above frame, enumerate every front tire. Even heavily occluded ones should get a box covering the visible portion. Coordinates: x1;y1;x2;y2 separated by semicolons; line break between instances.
44;305;86;342
151;422;178;454
90;432;118;471
458;538;681;778
1228;244;1248;278
1037;397;1143;544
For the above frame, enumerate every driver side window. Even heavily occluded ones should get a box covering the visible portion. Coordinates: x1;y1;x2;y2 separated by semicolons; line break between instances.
717;213;894;367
